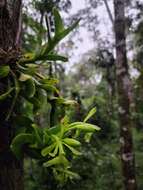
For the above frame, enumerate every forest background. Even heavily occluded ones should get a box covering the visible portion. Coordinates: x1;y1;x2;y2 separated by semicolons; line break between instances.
0;0;143;190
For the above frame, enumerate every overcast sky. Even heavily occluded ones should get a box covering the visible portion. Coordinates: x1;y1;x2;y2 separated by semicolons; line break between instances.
60;0;114;71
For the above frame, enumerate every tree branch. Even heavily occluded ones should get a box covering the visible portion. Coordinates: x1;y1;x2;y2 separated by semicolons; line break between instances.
103;0;114;25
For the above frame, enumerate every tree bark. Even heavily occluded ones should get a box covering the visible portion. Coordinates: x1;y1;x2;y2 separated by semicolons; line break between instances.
0;1;24;190
113;0;137;189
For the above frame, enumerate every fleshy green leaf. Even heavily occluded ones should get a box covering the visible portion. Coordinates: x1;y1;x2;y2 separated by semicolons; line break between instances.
83;107;96;122
43;156;61;167
19;73;31;81
49;143;59;157
58;141;65;155
63;138;81;147
0;65;10;78
41;143;56;157
63;143;82;156
43;155;69;167
50;97;77;106
64;170;80;180
47;125;61;135
19;53;35;63
31;124;43;147
11;133;34;159
23;78;36;98
28;97;41;113
40;54;68;62
39;83;59;94
40;78;59;85
84;132;93;143
61;115;69;125
42;19;80;54
0;88;14;102
53;8;65;35
43;131;50;145
68;122;100;132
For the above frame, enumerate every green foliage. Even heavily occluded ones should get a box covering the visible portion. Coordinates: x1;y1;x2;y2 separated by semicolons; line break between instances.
53;8;65;36
20;8;80;65
0;87;14;102
0;7;100;183
0;65;10;78
83;107;96;122
11;112;99;180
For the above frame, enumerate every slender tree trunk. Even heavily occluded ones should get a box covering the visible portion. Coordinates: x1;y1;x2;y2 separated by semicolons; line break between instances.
0;1;24;190
102;0;114;24
113;0;137;189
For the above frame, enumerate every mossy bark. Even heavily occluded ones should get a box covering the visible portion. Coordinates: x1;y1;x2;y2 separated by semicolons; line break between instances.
0;1;24;189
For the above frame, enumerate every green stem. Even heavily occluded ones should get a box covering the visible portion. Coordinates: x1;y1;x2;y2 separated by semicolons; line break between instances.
6;71;20;121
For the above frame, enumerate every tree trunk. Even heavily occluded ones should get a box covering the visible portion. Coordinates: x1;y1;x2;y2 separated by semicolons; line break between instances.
0;1;24;190
102;0;114;24
113;0;137;189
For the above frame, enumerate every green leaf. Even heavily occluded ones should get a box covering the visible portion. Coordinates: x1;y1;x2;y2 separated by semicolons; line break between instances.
63;138;81;147
41;143;56;157
40;83;59;94
18;63;38;75
47;125;61;135
83;107;96;122
43;155;69;167
58;141;65;155
13;116;33;134
40;78;59;85
26;64;38;68
53;8;65;35
42;19;80;54
11;133;34;159
0;88;14;102
63;143;82;156
34;89;47;109
31;124;43;147
50;97;77;105
68;122;100;132
43;131;50;145
39;78;58;93
19;73;31;81
49;143;59;157
28;97;41;113
55;19;80;42
0;65;10;78
23;78;36;98
43;156;61;167
40;54;68;62
61;115;69;125
25;64;38;75
64;170;80;180
28;53;68;62
84;133;93;143
6;74;20;121
19;53;35;64
63;99;77;106
23;53;35;60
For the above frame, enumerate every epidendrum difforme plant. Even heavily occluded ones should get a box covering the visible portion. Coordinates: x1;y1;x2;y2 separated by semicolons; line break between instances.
0;8;100;182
